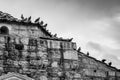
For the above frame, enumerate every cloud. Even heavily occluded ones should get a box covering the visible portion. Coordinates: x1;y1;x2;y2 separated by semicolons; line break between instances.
94;15;120;48
106;18;120;45
66;0;120;19
87;42;103;52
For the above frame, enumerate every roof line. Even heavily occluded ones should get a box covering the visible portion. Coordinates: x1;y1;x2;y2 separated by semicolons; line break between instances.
40;37;73;42
78;51;119;71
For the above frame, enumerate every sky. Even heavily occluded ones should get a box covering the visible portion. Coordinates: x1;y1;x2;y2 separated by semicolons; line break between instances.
0;0;120;68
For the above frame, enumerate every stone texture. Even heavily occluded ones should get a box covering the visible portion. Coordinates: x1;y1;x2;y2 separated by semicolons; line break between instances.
0;11;119;80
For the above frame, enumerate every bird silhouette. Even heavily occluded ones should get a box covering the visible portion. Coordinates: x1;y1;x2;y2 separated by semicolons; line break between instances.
108;62;112;66
102;59;106;63
34;17;40;23
40;21;44;25
54;34;57;37
77;47;81;52
21;14;24;20
22;18;27;22
43;23;47;27
87;52;89;56
28;16;31;22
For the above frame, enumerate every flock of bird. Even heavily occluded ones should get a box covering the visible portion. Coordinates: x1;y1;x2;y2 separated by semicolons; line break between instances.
0;11;73;41
77;47;112;66
21;14;47;28
20;14;74;40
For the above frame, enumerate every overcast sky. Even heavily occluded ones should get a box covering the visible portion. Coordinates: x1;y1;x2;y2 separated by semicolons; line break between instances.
0;0;120;68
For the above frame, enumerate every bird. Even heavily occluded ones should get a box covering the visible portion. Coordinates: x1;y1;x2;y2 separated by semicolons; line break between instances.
53;34;57;37
21;17;27;22
43;23;47;27
87;52;89;56
102;59;106;63
108;62;112;66
34;17;40;23
28;16;31;22
40;21;44;25
22;18;27;22
21;14;24;20
77;47;81;52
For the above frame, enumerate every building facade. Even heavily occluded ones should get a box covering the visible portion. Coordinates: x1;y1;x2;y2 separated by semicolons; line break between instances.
0;11;119;80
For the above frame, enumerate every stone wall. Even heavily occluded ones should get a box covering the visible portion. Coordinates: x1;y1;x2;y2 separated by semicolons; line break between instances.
78;52;120;80
0;23;50;38
0;22;119;80
0;33;79;80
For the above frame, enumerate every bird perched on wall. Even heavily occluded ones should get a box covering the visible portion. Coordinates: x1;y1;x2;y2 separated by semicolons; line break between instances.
77;47;81;52
43;23;47;28
102;59;106;63
28;16;31;22
108;62;112;66
40;21;44;26
87;52;89;56
21;14;24;20
22;18;27;22
34;17;40;23
53;34;57;37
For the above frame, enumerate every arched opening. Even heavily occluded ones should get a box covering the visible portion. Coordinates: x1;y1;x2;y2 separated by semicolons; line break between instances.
0;26;9;34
